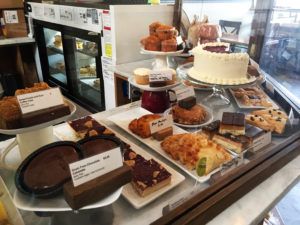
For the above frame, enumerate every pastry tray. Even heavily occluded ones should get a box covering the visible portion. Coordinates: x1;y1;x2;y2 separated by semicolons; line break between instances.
106;107;235;182
54;119;185;209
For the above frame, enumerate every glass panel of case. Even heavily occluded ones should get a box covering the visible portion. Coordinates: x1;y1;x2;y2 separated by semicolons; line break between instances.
43;28;67;85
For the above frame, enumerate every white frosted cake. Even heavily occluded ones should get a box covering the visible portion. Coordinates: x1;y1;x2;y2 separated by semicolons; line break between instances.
189;42;251;85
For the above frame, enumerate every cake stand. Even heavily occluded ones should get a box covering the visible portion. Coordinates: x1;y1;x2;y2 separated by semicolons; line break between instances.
0;99;76;170
176;63;265;106
140;48;184;70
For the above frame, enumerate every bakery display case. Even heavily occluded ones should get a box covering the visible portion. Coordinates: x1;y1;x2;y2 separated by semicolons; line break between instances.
34;20;105;113
0;1;300;225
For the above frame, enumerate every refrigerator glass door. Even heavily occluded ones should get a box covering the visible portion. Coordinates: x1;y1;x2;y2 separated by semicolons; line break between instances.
259;2;300;104
43;28;68;86
66;35;103;111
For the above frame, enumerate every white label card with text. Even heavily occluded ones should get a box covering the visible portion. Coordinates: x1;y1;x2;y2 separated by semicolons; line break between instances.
17;88;64;115
150;115;173;134
149;70;172;82
69;147;123;187
175;86;195;101
253;131;272;152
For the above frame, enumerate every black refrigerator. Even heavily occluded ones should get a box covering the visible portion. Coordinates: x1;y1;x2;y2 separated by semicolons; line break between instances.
33;19;105;113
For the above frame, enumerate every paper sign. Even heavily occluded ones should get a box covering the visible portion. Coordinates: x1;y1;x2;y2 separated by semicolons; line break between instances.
44;6;56;19
220;154;244;176
175;86;195;101
252;131;271;152
149;115;173;134
176;36;183;45
163;186;201;214
4;11;18;24
17;88;64;115
60;7;74;22
105;44;112;57
69;147;123;187
149;70;172;82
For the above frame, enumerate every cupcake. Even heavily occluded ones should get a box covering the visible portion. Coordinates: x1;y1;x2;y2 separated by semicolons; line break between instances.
140;36;161;51
161;39;177;52
157;25;177;40
160;68;177;85
149;21;164;36
134;68;150;85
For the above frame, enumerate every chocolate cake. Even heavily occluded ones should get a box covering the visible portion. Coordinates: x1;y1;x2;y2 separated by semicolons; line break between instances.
178;96;196;109
23;145;80;191
201;120;220;139
80;138;119;157
212;133;248;154
219;112;245;135
124;148;171;197
68;116;114;139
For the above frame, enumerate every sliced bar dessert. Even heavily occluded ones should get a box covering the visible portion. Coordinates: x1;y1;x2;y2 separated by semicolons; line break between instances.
219;112;245;135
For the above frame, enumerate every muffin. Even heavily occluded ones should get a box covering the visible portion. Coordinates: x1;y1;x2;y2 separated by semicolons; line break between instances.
149;21;164;36
160;68;176;85
157;25;177;40
140;36;161;51
134;68;150;85
161;39;177;52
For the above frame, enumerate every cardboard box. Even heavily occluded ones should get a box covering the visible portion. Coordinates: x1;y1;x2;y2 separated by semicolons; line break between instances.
0;0;23;9
2;9;27;38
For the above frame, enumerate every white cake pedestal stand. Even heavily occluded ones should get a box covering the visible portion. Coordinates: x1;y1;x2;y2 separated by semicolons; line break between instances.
0;99;76;170
140;48;184;70
176;63;265;106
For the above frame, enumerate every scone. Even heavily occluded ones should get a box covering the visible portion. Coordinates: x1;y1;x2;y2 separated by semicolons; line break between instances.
149;21;164;36
259;114;286;134
128;114;162;138
156;25;177;40
245;114;275;131
140;36;161;51
161;39;177;52
134;68;150;85
251;109;288;119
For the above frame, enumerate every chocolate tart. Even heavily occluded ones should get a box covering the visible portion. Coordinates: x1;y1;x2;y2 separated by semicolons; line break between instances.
78;135;124;158
15;141;83;198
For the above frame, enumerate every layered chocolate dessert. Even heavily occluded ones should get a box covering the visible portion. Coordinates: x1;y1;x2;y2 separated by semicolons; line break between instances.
124;148;172;197
23;145;80;191
219;112;245;136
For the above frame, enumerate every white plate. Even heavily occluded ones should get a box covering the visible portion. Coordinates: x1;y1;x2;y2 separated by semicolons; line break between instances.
54;120;185;209
107;107;226;182
0;99;76;135
0;176;24;225
164;105;214;129
128;77;181;92
13;187;122;212
140;48;183;56
229;88;279;109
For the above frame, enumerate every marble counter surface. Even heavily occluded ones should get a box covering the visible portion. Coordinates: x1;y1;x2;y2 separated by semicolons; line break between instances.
0;37;35;47
111;59;153;79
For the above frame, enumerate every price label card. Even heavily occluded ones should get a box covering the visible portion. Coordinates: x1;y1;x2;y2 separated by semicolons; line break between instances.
252;131;272;152
4;11;18;24
17;88;64;115
149;70;172;82
44;6;56;19
69;147;123;187
60;7;74;22
176;36;183;45
149;115;173;134
220;154;244;176
175;86;195;101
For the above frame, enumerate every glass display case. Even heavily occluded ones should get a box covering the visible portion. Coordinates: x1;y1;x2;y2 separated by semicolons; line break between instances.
34;20;105;113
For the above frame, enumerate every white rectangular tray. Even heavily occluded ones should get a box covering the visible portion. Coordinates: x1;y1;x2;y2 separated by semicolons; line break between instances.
54;120;185;209
229;88;279;109
106;107;228;182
